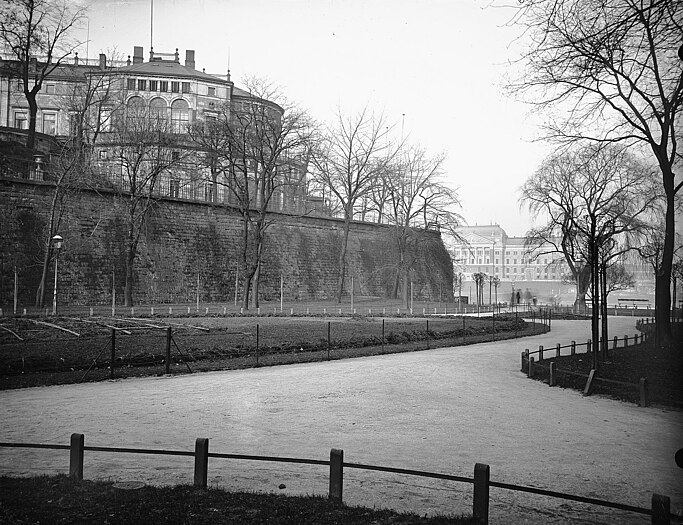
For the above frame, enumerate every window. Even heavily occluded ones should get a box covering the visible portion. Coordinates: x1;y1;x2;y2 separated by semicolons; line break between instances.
207;86;216;96
169;179;180;198
99;107;113;132
126;96;145;126
13;111;27;129
149;98;167;122
149;80;158;91
171;99;189;132
137;79;147;91
127;78;136;90
506;259;510;265
42;112;56;135
181;82;190;93
160;81;168;92
171;151;180;161
513;259;517;265
45;84;56;94
171;81;180;93
99;150;108;160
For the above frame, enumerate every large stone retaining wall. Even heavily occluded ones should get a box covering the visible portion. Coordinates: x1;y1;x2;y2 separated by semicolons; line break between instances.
0;178;453;307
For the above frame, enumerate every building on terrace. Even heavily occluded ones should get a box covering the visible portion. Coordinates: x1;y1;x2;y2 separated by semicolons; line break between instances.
0;45;311;215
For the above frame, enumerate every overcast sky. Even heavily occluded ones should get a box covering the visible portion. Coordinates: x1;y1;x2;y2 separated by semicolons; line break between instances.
81;0;549;237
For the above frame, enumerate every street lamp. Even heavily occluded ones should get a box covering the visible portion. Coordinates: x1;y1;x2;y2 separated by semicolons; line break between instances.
51;235;63;316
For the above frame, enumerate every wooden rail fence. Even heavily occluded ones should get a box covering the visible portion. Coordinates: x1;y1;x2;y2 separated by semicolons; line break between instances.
0;434;678;524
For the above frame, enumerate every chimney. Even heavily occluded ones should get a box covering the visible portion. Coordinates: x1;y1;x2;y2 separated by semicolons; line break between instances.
133;46;143;64
99;53;106;69
185;50;195;69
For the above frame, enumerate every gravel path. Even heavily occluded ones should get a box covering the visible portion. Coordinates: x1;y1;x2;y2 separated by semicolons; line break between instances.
1;317;681;524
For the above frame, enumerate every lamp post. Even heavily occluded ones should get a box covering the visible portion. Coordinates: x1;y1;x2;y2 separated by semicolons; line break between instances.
51;235;63;316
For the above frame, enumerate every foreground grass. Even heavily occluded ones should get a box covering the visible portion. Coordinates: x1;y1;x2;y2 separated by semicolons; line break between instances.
0;475;474;525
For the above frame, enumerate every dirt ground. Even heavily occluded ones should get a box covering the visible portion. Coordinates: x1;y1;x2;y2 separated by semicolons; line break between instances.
0;317;681;524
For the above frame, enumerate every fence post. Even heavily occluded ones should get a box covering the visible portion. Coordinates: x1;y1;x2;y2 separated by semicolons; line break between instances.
382;319;385;353
538;345;544;362
528;357;535;378
584;369;596;396
613;336;618;351
328;321;331;360
69;433;84;480
571;341;576;356
329;448;344;502
639;378;649;407
165;327;172;374
556;343;561;358
549;362;556;387
194;438;209;488
256;324;260;366
110;329;116;379
473;463;490;524
587;340;592;354
624;335;629;348
651;493;670;525
521;350;528;372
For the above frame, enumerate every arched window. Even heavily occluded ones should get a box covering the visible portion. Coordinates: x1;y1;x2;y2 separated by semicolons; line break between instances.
149;97;167;123
126;96;145;128
171;99;189;133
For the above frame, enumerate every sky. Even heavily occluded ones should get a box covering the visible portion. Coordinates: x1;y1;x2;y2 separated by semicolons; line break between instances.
80;0;549;237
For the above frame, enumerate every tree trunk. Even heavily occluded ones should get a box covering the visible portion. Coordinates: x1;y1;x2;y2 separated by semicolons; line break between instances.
35;244;51;308
401;268;409;309
250;260;261;309
124;243;135;307
601;262;608;359
336;218;351;304
654;182;675;345
241;274;253;311
26;93;38;151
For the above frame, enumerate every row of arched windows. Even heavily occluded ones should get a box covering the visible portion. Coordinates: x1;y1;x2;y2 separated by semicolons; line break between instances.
126;96;190;132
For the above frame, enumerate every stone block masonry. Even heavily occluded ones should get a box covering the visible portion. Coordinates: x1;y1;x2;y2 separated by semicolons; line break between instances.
0;178;453;306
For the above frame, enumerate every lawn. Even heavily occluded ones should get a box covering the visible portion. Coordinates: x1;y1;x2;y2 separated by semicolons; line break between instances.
527;325;682;407
0;475;474;524
0;313;540;389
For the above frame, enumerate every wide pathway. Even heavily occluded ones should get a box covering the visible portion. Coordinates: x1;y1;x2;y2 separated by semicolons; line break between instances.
1;318;681;524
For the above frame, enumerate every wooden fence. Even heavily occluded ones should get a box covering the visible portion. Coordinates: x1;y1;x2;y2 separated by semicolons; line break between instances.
0;434;678;524
520;331;651;405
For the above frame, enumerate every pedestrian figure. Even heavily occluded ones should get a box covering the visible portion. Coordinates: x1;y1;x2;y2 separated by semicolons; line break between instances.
516;290;521;305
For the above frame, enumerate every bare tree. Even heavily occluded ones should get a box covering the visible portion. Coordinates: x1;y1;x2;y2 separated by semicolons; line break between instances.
384;145;462;307
101;97;187;306
0;0;86;150
311;107;395;303
218;78;314;309
522;143;656;369
509;0;683;344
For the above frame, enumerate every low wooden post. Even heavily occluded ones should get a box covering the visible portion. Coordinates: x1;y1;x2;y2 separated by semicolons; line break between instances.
110;329;116;379
165;327;172;374
549;362;556;387
528;357;535;378
69;433;84;480
640;378;649;407
651;493;670;525
329;448;344;502
584;369;596;396
571;341;576;356
624;335;629;348
613;336;618;351
473;463;490;524
521;350;528;372
194;438;209;488
538;345;544;362
555;343;561;358
587;340;592;354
